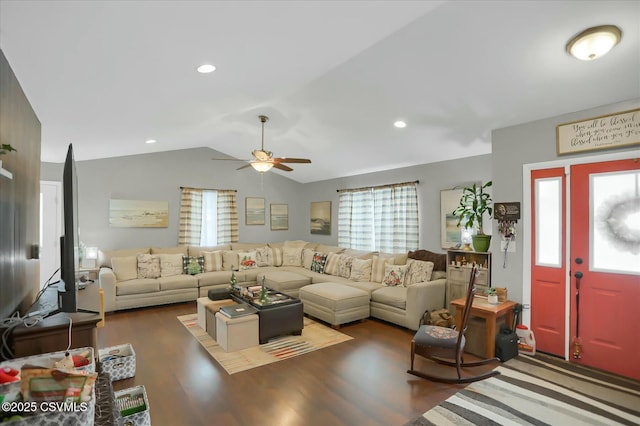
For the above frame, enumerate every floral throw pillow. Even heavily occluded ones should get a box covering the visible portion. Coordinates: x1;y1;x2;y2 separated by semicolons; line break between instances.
310;252;328;273
255;246;272;267
382;264;408;287
182;255;205;275
336;255;353;279
405;259;434;286
238;251;258;270
136;254;160;279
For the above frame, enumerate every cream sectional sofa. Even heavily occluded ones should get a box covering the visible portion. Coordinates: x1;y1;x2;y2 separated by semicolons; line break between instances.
97;241;447;330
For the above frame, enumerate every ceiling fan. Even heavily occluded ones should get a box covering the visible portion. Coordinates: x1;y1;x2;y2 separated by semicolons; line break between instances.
213;115;311;173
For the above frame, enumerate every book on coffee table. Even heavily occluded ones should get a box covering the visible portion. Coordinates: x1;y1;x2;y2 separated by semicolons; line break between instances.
219;303;258;318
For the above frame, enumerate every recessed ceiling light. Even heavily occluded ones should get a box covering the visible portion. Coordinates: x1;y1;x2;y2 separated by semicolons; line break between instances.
197;64;216;73
566;25;622;61
394;120;407;128
145;139;157;144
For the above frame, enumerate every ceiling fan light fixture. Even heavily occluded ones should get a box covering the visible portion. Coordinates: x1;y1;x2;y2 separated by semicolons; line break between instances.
566;25;622;61
197;64;216;73
251;161;274;173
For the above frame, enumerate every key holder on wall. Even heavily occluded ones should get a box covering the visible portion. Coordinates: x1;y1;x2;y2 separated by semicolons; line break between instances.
494;202;520;267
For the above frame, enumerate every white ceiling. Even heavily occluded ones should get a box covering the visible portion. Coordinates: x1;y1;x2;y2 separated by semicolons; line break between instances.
1;1;638;183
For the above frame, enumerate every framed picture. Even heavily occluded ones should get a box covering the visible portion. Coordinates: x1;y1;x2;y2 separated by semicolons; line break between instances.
440;188;464;249
109;199;169;228
270;204;288;230
245;197;265;225
310;201;331;235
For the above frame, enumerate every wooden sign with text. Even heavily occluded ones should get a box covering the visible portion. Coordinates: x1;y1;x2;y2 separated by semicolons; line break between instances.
556;108;640;155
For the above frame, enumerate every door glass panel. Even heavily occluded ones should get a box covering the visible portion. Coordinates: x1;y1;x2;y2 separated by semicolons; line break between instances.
535;177;562;267
591;171;640;275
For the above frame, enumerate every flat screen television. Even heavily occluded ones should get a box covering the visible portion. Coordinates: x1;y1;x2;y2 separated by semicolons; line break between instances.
59;143;79;312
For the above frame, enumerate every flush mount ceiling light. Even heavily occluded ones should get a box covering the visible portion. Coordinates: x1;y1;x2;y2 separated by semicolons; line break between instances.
394;120;407;128
145;139;156;144
197;64;216;73
566;25;622;61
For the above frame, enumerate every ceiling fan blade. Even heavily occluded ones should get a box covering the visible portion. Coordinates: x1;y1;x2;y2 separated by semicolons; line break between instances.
236;163;253;170
272;157;312;164
272;163;293;172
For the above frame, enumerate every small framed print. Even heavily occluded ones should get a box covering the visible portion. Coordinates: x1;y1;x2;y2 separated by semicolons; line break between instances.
245;197;265;225
270;203;288;230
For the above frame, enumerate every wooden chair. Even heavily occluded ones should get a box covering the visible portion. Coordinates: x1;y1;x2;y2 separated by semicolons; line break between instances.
407;265;500;383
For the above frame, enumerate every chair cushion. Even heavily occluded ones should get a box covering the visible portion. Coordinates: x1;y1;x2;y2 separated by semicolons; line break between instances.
414;325;463;350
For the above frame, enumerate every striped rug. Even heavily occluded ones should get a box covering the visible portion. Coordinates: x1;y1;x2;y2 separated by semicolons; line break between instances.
406;353;640;425
177;314;352;374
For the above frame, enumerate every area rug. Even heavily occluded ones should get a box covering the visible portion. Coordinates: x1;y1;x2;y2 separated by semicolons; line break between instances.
405;353;640;425
177;314;352;375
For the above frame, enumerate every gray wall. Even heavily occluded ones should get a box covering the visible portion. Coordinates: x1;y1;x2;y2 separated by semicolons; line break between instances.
491;98;640;303
41;148;492;255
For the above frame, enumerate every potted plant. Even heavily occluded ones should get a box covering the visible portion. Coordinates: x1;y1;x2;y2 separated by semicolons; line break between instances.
452;181;493;252
0;144;17;169
487;288;499;304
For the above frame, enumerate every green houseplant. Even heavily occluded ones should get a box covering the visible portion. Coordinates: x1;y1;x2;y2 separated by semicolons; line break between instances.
452;181;493;252
0;144;17;156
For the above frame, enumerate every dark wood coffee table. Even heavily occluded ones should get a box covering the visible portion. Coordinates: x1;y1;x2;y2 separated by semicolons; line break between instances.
231;286;304;344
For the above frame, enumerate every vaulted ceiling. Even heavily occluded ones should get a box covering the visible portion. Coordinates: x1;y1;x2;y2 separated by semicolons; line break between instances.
1;1;638;183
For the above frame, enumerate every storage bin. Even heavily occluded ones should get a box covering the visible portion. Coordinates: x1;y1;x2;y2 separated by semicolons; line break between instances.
99;343;136;381
115;385;150;426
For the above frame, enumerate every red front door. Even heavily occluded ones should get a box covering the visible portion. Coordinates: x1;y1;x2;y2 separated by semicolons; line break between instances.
570;159;640;380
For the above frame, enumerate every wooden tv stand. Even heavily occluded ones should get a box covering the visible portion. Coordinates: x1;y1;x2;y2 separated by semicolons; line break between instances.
11;312;101;358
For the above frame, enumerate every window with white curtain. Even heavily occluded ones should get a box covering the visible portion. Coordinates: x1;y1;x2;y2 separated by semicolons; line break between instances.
338;181;419;253
179;187;238;246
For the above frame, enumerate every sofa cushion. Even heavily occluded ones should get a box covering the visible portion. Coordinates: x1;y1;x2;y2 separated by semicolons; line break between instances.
405;259;434;285
158;274;199;291
111;256;138;281
371;286;407;310
196;270;236;287
137;254;160;279
382;264;408;287
201;250;223;272
282;246;303;267
315;244;344;254
299;282;369;311
183;255;205;275
371;255;395;283
158;253;184;277
342;249;376;259
259;270;311;293
432;270;447;280
238;251;258;270
349;258;372;282
99;247;149;268
151;246;188;256
310;252;328;274
116;278;160;296
188;244;231;256
232;242;266;251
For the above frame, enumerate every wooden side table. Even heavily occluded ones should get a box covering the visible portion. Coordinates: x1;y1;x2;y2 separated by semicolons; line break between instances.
451;297;517;358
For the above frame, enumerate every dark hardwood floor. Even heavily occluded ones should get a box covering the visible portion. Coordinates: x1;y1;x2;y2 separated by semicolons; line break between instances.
99;302;481;426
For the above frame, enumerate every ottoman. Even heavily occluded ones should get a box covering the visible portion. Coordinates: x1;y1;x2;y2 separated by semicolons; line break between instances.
257;271;311;298
205;300;238;340
196;297;235;331
215;312;259;352
299;282;370;328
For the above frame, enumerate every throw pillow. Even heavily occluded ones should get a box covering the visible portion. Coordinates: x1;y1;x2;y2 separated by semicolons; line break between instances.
310;252;328;274
271;247;283;267
382;264;408;287
111;256;138;281
371;255;395;282
282;246;303;267
405;259;434;286
336;255;353;279
222;250;240;271
302;248;315;269
137;254;160;279
158;253;184;277
182;255;205;275
238;251;258;270
349;258;372;282
324;252;340;275
201;250;223;272
255;246;272;267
